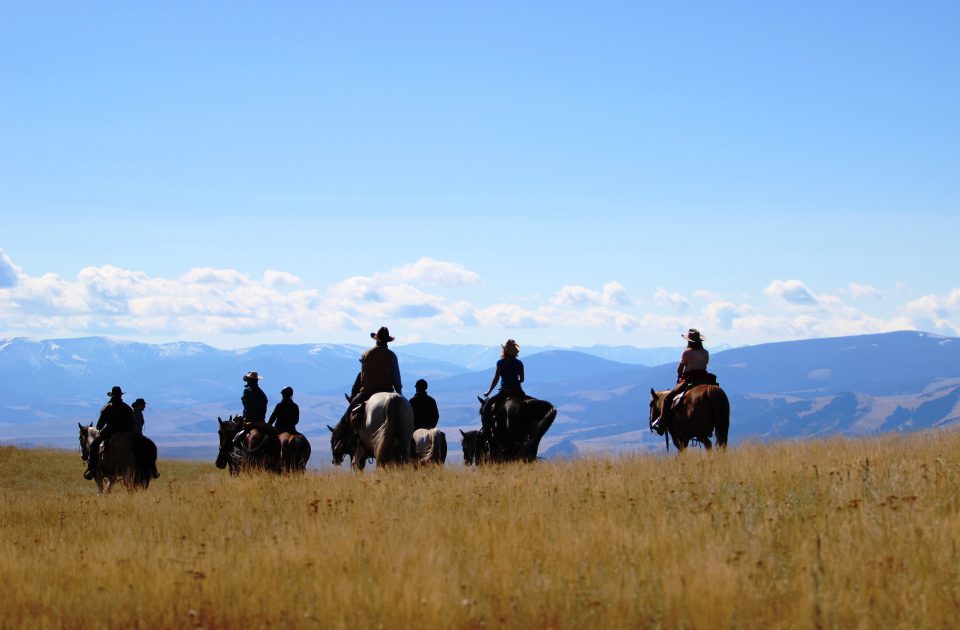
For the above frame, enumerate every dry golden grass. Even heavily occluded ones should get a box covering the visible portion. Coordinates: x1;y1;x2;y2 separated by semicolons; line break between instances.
2;432;960;629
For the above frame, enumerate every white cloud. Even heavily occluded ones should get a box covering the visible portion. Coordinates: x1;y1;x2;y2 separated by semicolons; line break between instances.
764;279;820;308
551;281;630;308
653;288;691;312
264;270;303;288
391;258;481;287
180;268;253;285
0;250;21;288
693;289;720;301
476;303;550;328
902;289;960;335
841;282;883;300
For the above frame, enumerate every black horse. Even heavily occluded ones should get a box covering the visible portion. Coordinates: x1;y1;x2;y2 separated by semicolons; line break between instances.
462;395;557;464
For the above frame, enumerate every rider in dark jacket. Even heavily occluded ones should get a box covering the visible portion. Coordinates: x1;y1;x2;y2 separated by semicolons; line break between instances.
481;339;525;431
241;372;268;423
84;386;134;479
268;386;299;434
348;327;402;429
410;379;440;430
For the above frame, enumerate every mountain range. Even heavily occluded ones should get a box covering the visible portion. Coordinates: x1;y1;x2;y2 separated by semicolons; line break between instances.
1;331;958;464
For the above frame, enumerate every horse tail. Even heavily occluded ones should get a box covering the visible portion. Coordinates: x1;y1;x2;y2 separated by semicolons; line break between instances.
131;435;157;488
435;430;448;465
380;394;402;465
712;388;730;448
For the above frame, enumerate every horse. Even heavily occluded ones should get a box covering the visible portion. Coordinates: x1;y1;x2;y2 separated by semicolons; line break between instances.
648;385;730;451
277;431;311;473
78;423;159;493
472;395;557;463
328;392;414;471
215;415;282;475
459;429;492;466
411;428;447;466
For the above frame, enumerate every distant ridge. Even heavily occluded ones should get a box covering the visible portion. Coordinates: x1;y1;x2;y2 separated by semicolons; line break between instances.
1;331;958;459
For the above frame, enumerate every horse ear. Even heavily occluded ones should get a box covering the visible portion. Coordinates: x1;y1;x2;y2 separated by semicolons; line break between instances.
650;388;656;397
344;393;351;402
218;417;224;426
459;429;466;436
327;425;335;433
477;396;484;404
78;422;83;429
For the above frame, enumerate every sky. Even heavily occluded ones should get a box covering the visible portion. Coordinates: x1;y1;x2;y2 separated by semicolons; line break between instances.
1;1;958;349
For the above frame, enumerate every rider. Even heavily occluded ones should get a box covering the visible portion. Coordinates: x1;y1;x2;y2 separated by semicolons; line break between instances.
132;398;147;435
241;371;268;422
84;386;135;479
653;329;710;432
234;371;269;446
268;386;300;434
410;378;439;430
481;339;525;432
348;327;402;430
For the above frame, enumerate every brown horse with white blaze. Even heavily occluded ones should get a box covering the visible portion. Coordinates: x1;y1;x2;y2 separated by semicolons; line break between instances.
649;386;730;451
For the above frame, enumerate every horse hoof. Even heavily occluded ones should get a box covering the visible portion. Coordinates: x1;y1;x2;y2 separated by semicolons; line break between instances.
83;470;94;480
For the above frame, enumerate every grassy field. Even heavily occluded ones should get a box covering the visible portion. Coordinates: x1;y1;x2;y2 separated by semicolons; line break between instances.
2;432;959;629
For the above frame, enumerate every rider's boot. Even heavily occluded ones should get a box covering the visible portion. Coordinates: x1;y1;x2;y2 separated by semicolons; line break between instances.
84;444;99;480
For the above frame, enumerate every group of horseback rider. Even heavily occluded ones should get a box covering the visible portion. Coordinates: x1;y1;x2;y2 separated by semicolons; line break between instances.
83;325;717;479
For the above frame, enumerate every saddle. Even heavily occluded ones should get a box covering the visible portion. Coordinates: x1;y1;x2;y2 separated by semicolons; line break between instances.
671;373;719;409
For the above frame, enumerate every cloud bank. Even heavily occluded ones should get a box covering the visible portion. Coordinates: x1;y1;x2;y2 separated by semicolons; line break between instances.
0;250;955;345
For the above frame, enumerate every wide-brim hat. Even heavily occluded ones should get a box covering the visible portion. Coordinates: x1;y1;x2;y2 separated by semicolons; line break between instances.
107;386;124;397
243;371;263;381
682;329;705;343
371;326;395;343
502;339;520;355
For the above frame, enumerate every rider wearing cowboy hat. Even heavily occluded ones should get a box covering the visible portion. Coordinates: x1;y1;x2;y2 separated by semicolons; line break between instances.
241;371;268;424
348;327;403;429
653;329;710;432
84;386;135;480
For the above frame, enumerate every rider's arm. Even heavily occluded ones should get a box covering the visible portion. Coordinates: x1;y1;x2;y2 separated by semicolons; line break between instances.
392;355;402;395
519;362;525;384
268;404;278;426
484;365;501;397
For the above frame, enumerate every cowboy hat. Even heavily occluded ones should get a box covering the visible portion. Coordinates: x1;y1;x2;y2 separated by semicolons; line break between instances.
107;386;124;397
371;326;395;343
682;329;705;342
243;371;263;381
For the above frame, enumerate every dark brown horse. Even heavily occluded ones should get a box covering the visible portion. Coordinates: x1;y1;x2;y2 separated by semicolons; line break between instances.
465;395;557;464
78;423;159;493
215;415;282;475
277;431;311;473
649;385;730;451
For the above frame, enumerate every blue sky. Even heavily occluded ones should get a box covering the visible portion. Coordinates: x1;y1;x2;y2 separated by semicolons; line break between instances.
1;1;958;348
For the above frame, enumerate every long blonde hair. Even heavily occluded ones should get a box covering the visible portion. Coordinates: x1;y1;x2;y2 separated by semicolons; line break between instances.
500;339;520;358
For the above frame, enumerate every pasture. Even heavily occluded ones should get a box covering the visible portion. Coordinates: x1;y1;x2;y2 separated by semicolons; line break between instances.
2;432;959;628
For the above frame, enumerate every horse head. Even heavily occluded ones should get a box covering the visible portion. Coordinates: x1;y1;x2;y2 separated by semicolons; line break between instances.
78;422;97;461
649;388;673;438
215;416;241;470
460;429;480;466
328;412;356;467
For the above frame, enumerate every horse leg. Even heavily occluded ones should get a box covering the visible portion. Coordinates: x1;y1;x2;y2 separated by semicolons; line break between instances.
701;437;713;450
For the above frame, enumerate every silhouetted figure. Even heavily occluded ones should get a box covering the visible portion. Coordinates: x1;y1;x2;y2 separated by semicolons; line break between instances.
132;398;147;435
349;327;402;429
653;329;711;432
481;339;525;431
268;386;300;434
241;371;268;422
84;386;134;479
410;378;439;430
